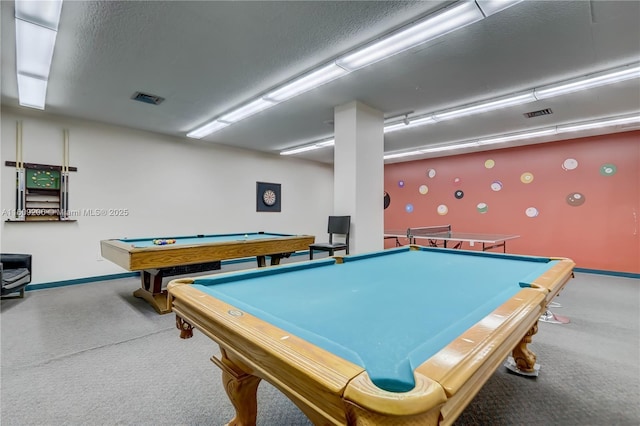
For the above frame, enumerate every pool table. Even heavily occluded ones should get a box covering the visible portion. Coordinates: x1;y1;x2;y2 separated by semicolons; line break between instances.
100;232;314;314
168;246;574;425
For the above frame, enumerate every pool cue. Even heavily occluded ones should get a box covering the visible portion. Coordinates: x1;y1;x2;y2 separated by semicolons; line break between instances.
16;121;26;221
61;129;69;220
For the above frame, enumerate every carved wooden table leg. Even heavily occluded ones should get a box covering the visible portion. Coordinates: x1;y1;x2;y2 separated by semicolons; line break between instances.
512;322;538;373
175;315;193;339
211;349;261;426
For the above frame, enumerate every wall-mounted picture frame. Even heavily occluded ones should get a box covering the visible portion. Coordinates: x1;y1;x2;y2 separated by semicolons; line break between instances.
256;182;281;212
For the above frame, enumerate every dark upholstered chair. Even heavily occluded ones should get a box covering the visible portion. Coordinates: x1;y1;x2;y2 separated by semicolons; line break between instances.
1;253;32;299
309;216;351;260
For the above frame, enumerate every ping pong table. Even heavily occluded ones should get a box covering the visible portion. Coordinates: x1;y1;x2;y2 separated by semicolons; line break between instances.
384;225;520;253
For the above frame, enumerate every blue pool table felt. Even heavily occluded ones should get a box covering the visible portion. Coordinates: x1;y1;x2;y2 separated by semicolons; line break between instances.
193;247;558;392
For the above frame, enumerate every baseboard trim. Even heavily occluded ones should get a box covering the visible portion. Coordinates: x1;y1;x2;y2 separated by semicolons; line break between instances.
24;252;313;292
26;272;140;292
574;267;640;279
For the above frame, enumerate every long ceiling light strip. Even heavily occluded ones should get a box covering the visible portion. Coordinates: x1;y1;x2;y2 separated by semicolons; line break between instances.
281;139;335;156
556;113;640;133
381;112;640;160
534;63;640;100
335;2;484;72
264;64;349;103
15;0;63;110
282;61;640;155
432;91;536;121
188;0;524;139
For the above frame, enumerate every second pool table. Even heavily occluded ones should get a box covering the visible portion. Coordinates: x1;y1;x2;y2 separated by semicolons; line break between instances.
100;232;314;313
168;246;574;425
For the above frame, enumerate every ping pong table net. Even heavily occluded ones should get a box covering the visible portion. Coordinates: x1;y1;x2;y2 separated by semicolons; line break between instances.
406;225;452;246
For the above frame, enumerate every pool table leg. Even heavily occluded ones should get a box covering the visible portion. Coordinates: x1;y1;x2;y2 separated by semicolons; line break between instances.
211;348;261;426
511;322;539;374
133;269;170;314
256;253;292;267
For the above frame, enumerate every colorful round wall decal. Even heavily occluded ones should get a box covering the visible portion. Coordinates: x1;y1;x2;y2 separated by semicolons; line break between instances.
384;192;390;209
419;185;429;195
426;168;437;178
454;190;464;199
398;180;405;188
562;158;578;171
405;203;414;213
566;192;586;206
484;159;495;169
600;164;617;176
476;202;488;213
490;181;503;191
437;204;448;215
525;207;539;217
520;172;534;183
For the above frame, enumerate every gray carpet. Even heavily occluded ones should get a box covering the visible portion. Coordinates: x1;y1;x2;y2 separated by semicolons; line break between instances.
1;263;638;425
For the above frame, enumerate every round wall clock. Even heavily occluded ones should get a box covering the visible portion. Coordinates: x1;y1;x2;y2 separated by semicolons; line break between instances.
262;189;277;206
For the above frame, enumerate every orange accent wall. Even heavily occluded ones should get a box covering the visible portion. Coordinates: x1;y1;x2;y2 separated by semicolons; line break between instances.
384;131;640;273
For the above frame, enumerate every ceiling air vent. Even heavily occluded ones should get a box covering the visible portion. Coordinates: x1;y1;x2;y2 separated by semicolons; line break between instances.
524;108;553;118
131;92;165;105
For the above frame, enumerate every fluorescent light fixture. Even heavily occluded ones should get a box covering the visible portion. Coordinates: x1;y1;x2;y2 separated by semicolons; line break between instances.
383;122;408;133
15;0;63;30
315;139;335;148
534;63;640;100
15;0;63;110
336;1;484;71
421;141;480;153
475;0;523;17
556;114;640;133
280;138;334;156
264;64;349;102
17;74;47;109
187;120;229;139
384;115;437;133
219;98;276;123
15;19;58;79
433;91;536;121
280;144;322;156
477;127;557;145
383;150;424;160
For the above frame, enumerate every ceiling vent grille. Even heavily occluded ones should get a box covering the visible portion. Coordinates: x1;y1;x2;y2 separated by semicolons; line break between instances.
524;108;553;118
131;92;165;105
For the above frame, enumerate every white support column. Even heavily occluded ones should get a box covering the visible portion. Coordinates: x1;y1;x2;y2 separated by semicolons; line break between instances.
333;101;384;254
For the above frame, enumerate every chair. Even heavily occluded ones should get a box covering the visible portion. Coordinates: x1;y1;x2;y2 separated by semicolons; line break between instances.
309;216;350;260
1;253;32;299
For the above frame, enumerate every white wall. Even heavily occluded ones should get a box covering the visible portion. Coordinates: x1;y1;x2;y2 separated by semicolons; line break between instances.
1;108;334;284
